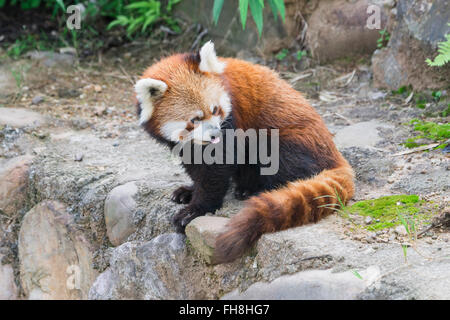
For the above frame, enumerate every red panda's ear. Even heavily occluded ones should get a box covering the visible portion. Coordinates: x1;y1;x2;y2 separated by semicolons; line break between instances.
135;78;167;125
199;41;226;74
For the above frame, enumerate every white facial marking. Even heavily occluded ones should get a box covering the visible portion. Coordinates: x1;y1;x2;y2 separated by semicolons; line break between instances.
134;78;168;125
203;83;232;119
219;92;232;115
199;41;226;74
161;121;187;142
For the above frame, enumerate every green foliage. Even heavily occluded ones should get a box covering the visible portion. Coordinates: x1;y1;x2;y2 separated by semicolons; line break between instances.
0;0;123;16
377;29;390;49
274;49;307;61
426;25;450;67
441;104;450;117
431;90;442;101
107;0;181;36
1;1;182;37
404;119;450;149
392;86;406;95
213;0;285;36
0;0;67;14
6;34;51;58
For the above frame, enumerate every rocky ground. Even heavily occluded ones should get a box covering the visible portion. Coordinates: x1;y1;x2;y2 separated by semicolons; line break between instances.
0;43;449;300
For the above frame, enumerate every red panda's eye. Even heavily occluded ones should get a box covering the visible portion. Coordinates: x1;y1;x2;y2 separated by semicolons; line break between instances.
212;106;218;115
190;116;201;123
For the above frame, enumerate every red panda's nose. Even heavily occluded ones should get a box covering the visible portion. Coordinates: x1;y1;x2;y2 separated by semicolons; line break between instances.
209;129;221;141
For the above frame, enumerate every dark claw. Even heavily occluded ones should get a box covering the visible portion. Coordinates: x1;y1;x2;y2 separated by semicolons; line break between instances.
172;210;187;233
172;206;203;233
172;186;193;204
234;189;251;200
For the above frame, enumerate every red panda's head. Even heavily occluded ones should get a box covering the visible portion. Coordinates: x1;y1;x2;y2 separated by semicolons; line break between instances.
135;41;231;145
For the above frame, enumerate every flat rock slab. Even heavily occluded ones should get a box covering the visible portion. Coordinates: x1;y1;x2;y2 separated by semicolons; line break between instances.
0;107;46;128
26;51;76;68
334;120;392;149
222;266;381;300
0;66;18;101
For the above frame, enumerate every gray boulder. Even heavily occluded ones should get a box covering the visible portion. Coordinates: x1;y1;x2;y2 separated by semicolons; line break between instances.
18;201;97;299
0;108;46;128
372;0;450;90
89;233;190;300
306;0;390;63
0;155;34;216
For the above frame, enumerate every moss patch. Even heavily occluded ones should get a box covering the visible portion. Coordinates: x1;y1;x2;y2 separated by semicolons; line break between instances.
346;195;430;231
404;119;450;149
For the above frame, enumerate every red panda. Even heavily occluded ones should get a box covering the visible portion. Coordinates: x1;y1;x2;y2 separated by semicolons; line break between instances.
135;41;355;264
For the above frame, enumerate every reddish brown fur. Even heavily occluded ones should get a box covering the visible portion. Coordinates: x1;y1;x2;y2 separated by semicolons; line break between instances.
214;58;354;263
137;52;355;264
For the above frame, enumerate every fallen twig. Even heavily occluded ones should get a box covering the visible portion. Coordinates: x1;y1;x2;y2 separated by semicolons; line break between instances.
190;28;208;51
289;72;312;83
119;65;136;84
393;143;439;156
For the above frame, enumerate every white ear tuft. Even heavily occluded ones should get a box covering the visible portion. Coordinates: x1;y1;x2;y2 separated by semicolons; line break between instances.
199;41;226;74
134;78;167;125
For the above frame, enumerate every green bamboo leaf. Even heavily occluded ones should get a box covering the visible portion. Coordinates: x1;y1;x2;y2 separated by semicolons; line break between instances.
267;0;278;21
167;0;181;11
212;0;224;25
107;16;129;30
274;0;286;21
31;0;41;8
55;0;65;11
239;0;249;30
125;2;151;10
249;0;263;36
142;15;157;32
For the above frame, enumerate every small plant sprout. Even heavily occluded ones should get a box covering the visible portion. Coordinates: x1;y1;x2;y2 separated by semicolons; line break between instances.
314;187;349;218
296;50;307;61
397;209;431;262
352;270;363;280
401;244;408;263
275;48;289;61
377;29;390;49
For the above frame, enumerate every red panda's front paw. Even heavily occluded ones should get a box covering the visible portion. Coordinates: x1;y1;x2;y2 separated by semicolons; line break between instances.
234;188;254;200
171;185;194;204
172;206;202;233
